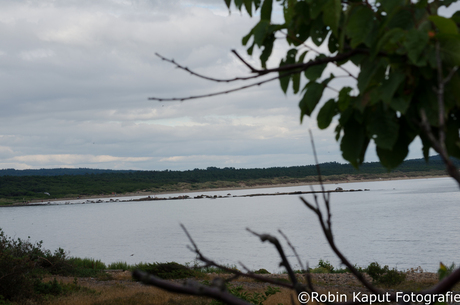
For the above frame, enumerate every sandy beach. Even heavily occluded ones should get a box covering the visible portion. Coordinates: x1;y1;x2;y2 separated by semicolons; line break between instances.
14;174;448;206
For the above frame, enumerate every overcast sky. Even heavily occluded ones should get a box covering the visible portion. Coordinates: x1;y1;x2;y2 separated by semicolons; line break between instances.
0;0;445;171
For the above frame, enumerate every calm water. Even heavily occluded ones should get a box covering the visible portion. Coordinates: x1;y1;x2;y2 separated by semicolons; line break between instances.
0;177;459;272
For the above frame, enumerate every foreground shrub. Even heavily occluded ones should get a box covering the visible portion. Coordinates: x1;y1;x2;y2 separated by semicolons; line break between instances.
0;252;36;301
209;284;280;305
136;262;198;279
366;262;406;286
0;228;105;301
438;262;456;280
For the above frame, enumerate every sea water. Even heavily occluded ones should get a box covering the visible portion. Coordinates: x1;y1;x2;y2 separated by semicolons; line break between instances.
0;177;458;272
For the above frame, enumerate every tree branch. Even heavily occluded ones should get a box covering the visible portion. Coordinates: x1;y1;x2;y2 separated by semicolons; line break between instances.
155;52;265;82
246;228;304;295
149;50;359;101
181;224;295;289
132;270;251;305
418;44;460;188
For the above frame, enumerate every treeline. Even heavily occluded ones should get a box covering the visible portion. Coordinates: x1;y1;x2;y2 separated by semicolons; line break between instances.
0;156;456;203
0;168;135;177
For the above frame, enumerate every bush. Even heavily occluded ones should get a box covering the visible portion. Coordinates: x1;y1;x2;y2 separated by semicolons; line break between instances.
0;252;36;301
438;262;456;280
365;262;406;286
0;228;104;301
136;262;198;279
254;268;270;274
210;284;280;305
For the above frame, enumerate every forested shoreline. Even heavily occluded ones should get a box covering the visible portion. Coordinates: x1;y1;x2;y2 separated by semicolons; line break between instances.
0;156;455;204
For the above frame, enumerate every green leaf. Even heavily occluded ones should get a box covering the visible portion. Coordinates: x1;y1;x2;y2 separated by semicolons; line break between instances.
357;58;385;93
340;117;369;168
224;0;231;9
261;0;273;21
379;0;404;14
376;137;408;169
317;99;337;129
445;115;460;159
380;70;405;105
253;20;270;47
242;29;253;46
451;11;460;24
437;33;460;65
404;29;429;66
283;0;296;24
338;87;353;112
366;105;399;150
390;97;411;114
292;51;308;94
260;34;275;68
310;0;327;19
322;0;341;36
386;9;414;30
346;6;374;48
304;55;328;81
310;16;328;46
328;33;339;53
279;49;297;94
299;77;333;121
376;119;415;169
299;82;325;120
244;0;253;16
371;28;404;58
235;0;244;9
429;15;458;34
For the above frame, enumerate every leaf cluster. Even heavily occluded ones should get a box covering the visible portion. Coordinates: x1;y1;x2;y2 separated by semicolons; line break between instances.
226;0;460;169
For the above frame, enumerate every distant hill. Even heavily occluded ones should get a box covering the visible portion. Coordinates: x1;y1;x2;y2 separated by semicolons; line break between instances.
0;154;453;177
0;154;457;204
0;168;136;177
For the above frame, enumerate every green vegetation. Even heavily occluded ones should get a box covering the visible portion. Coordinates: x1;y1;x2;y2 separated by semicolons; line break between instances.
223;0;460;171
438;262;456;280
135;262;199;280
208;284;281;305
307;260;406;286
0;227;437;304
0;156;454;204
0;228;103;302
365;262;406;286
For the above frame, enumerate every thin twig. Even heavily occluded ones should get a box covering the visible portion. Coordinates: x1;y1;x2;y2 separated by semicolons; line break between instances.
132;270;251;305
279;30;358;80
155;52;265;82
278;229;305;271
246;228;305;294
149;50;360;101
181;224;295;289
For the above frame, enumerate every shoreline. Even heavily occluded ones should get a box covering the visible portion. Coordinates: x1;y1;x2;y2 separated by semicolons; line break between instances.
7;174;449;206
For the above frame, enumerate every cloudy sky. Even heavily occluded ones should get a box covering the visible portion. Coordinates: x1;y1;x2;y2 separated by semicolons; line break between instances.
0;0;447;171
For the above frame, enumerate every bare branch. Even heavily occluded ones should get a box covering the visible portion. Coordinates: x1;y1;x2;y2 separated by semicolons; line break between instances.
418;46;460;188
278;229;305;271
149;50;360;101
246;228;304;294
300;195;382;295
230;50;262;74
422;268;460;294
279;30;358;80
435;42;447;151
181;224;295;289
132;270;251;305
149;75;280;101
155;53;265;82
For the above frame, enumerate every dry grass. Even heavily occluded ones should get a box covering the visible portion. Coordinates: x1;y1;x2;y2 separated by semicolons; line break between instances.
37;271;442;305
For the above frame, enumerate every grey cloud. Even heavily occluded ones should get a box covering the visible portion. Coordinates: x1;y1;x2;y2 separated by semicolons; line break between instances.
0;0;419;171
